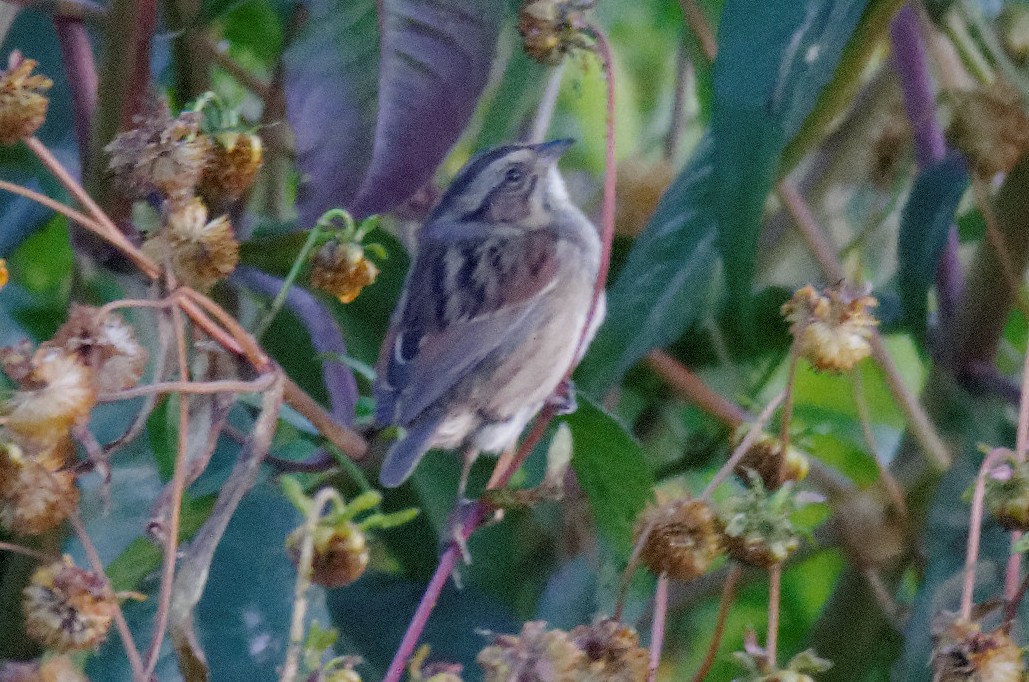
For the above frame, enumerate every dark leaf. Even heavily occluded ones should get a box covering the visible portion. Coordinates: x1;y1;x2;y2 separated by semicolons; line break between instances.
565;393;655;558
578;138;720;393
284;0;380;227
712;0;870;311
349;0;509;217
897;151;969;336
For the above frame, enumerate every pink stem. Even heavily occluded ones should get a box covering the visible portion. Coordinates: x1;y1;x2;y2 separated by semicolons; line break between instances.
767;563;782;666
648;574;670;682
961;448;1007;620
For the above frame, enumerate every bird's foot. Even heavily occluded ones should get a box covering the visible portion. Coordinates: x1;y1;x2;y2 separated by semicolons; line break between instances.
547;378;577;415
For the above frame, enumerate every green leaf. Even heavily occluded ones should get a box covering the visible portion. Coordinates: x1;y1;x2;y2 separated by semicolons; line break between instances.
712;0;871;313
565;393;655;558
578;138;720;393
897;151;969;337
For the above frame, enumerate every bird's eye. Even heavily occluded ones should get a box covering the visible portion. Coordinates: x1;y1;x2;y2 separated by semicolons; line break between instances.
504;166;525;185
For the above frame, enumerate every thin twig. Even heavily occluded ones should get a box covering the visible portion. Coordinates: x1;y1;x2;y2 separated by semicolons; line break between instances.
70;513;146;681
0;541;50;561
852;370;908;518
526;62;566;144
1002;323;1029;624
778;350;799;487
143;305;192;679
678;0;717;62
701;391;786;499
766;563;782;666
0;178;108;236
253;225;322;340
281;487;339;682
648;574;669;682
97;374;275;401
961;447;1008;620
646;350;748;427
690;564;742;682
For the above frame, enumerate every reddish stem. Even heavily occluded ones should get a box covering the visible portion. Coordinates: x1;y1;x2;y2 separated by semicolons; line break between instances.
690;565;742;682
961;447;1008;620
648;574;670;682
767;563;782;666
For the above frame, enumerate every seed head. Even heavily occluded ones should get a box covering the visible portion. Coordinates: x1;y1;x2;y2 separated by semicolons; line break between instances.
145;198;239;291
948;82;1029;178
730;427;809;490
199;130;263;204
517;0;592;65
984;449;1029;532
569;618;649;682
4;348;97;448
719;474;816;568
930;615;1024;682
0;55;52;145
105;100;211;202
310;239;379;304
634;498;723;581
23;556;116;652
782;283;878;374
49;305;148;393
0;439;79;535
478;621;587;682
286;521;369;588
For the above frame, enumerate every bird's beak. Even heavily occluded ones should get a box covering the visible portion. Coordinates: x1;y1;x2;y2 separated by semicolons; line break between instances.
534;138;574;165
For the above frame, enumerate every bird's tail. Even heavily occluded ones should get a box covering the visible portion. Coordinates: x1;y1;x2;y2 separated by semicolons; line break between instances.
378;413;442;488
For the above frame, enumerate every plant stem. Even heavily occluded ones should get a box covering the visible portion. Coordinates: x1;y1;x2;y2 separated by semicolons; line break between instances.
648;574;669;682
852;370;908;517
253;226;321;340
0;542;49;561
960;447;1007;620
527;62;566;144
646;350;748;427
766;563;782;667
678;0;716;63
701;391;786;499
96;374;276;401
690;564;741;682
53;17;97;164
281;487;339;682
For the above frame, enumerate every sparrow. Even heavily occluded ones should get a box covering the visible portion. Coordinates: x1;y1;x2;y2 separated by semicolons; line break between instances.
373;139;604;488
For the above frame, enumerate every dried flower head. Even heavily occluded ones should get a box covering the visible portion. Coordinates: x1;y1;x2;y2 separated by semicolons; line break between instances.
145;198;239;291
310;239;379;304
782;283;878;374
0;655;89;682
0;439;78;535
23;556;116;652
731;427;809;490
930;614;1025;682
517;0;593;65
4;348;97;447
0;258;8;290
983;449;1029;532
286;521;369;588
105;101;211;202
478;621;587;682
49;305;148;393
569;618;649;682
409;645;464;682
719;474;817;568
0;55;52;145
634;498;723;581
615;158;675;237
949;82;1029;178
199;130;263;204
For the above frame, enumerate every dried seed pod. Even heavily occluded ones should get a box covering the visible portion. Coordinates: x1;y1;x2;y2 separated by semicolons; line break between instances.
0;655;89;682
199;130;263;204
478;621;587;682
286;521;369;588
948;82;1029;178
634;498;723;581
615;158;675;237
49;305;148;393
0;258;8;289
310;239;379;304
105;100;211;202
517;0;592;65
719;475;814;569
145;198;239;291
5;348;97;448
0;55;52;145
782;283;878;374
23;556;116;652
930;615;1025;682
0;439;79;535
730;427;809;490
569;618;649;682
984;450;1029;532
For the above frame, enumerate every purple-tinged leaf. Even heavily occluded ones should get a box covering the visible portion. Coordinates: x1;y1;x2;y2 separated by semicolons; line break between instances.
349;0;508;218
284;0;379;228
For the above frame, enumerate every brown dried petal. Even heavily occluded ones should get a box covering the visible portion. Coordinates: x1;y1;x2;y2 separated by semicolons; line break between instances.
0;440;78;535
23;557;115;652
0;58;52;145
635;499;723;581
200;131;264;203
